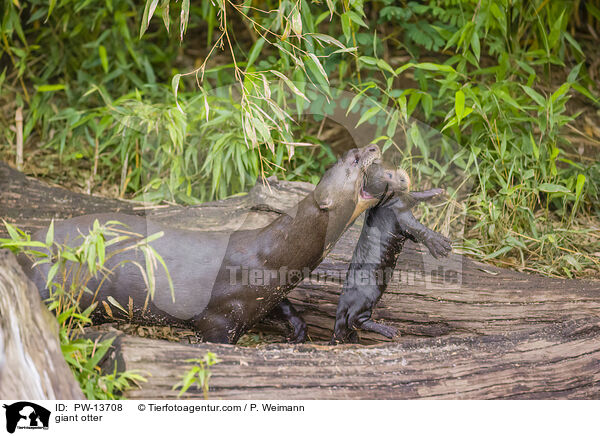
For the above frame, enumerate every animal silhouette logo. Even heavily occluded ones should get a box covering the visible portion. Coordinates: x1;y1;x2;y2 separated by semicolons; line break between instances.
2;402;50;433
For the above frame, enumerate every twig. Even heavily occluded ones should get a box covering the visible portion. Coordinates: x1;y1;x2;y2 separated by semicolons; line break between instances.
15;107;23;171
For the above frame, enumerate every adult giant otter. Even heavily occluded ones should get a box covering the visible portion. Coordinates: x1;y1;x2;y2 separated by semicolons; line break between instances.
19;145;382;344
331;165;452;344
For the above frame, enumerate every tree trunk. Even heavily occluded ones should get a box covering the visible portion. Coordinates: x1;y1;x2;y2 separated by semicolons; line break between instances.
0;250;84;399
2;161;600;399
92;319;600;399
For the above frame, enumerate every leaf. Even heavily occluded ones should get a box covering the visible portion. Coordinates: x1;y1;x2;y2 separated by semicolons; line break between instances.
161;0;170;32
395;62;455;75
140;0;159;36
520;85;546;107
36;84;66;92
45;220;54;246
346;10;367;27
307;53;328;83
102;301;114;319
291;10;302;37
484;245;513;260
171;74;183;113
550;82;570;104
529;132;539;159
548;10;565;50
494;89;520;110
359;56;377;66
538;183;570;193
98;45;109;73
455;89;465;124
572;83;597;103
312;33;346;49
575;174;586;202
387;109;399;138
376;58;396;76
341;12;351;42
325;0;335;18
107;296;128;314
567;63;583;83
45;263;59;289
345;83;374;115
180;0;190;41
270;70;309;102
247;38;266;69
4;222;21;241
470;30;480;62
48;0;57;20
356;106;380;127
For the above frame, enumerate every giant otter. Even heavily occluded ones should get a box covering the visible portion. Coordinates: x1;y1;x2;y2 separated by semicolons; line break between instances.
331;165;452;344
19;145;383;344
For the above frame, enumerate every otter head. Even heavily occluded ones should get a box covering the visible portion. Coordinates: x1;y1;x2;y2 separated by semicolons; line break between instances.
313;144;381;217
361;162;411;201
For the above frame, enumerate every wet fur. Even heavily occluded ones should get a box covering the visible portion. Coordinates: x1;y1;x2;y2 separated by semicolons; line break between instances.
19;146;383;344
331;185;452;344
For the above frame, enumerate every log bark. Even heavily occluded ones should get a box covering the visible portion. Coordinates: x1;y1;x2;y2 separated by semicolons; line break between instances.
92;319;600;399
2;160;600;399
0;250;84;399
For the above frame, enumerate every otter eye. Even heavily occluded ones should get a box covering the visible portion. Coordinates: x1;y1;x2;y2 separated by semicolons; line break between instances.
353;155;360;164
387;173;393;179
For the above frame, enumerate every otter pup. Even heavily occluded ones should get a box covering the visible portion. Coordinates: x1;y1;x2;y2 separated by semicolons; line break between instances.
20;145;384;344
331;165;452;344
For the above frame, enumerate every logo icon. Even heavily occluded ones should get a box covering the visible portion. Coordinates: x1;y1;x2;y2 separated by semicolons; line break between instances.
2;402;50;434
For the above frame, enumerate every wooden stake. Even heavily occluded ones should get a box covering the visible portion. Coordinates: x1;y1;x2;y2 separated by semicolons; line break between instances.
15;107;23;171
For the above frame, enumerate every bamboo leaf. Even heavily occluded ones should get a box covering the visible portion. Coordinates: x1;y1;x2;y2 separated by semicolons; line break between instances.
98;45;109;73
455;89;465;124
538;183;570;193
356;106;380;127
36;84;66;92
291;10;302;37
45;220;54;246
180;0;190;41
140;0;159;36
107;296;128;314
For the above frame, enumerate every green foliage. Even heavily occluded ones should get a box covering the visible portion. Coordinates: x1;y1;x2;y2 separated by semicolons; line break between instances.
337;0;600;276
0;219;176;399
173;352;220;399
1;0;599;276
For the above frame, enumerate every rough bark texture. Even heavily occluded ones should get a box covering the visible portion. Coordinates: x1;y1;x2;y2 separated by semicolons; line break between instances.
2;161;600;399
0;250;84;399
93;319;600;399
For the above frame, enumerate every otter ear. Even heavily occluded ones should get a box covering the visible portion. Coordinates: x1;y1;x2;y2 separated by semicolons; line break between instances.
313;186;334;210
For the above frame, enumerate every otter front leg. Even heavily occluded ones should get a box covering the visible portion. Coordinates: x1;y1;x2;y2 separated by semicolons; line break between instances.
410;188;444;202
192;312;240;344
395;210;452;258
268;298;307;343
331;300;359;344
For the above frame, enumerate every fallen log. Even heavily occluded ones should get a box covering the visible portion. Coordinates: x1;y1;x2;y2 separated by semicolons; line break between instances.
0;250;84;399
93;319;600;399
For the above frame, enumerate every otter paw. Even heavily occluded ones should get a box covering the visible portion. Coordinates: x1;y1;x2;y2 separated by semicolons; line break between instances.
288;320;308;344
424;231;452;258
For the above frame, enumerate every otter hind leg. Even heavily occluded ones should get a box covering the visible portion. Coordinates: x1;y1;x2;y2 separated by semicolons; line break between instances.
268;299;307;343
